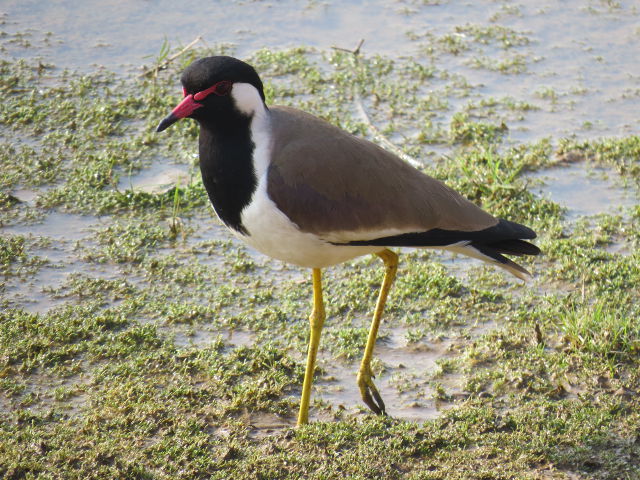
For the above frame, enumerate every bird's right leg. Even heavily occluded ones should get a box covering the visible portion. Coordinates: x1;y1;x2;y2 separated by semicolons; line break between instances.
357;248;398;415
297;268;325;426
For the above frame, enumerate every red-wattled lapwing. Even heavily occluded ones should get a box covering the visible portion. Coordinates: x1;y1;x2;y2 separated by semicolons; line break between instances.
156;56;540;426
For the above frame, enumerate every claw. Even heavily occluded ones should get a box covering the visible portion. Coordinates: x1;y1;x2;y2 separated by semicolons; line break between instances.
368;382;386;415
357;368;386;415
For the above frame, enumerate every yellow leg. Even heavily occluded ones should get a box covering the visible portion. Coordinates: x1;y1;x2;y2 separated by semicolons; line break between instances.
297;268;326;426
357;248;398;415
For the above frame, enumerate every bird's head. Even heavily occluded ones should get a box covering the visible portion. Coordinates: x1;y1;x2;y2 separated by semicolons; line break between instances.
156;56;265;132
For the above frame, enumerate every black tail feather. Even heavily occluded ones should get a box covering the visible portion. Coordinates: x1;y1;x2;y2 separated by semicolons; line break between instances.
480;239;541;257
334;218;540;280
338;218;541;256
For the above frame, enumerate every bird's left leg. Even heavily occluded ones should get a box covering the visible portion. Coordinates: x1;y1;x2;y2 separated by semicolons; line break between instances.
357;248;398;415
297;268;325;426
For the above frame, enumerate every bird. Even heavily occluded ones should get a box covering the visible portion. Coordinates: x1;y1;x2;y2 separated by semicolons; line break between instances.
156;56;540;426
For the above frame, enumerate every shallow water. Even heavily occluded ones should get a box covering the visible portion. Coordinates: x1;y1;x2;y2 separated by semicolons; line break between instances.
116;161;193;194
2;211;102;240
3;0;639;141
529;163;638;220
2;0;425;69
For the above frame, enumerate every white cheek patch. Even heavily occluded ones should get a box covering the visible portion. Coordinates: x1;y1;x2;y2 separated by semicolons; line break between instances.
231;83;264;115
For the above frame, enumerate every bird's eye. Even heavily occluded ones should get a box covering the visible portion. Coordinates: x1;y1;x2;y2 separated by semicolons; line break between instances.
213;81;232;96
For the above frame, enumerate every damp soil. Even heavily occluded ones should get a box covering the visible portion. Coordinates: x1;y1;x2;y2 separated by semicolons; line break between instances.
2;0;638;416
1;1;640;479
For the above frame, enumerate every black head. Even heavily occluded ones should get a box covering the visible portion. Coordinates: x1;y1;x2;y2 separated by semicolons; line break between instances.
156;56;266;132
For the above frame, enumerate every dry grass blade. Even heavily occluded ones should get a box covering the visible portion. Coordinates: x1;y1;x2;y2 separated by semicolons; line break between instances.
141;35;204;78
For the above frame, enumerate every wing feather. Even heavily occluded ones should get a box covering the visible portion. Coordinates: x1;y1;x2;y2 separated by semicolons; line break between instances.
266;106;498;239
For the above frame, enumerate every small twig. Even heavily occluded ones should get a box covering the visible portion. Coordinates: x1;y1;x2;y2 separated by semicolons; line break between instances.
141;35;203;78
332;39;423;167
166;36;202;62
354;94;422;168
534;324;545;347
331;38;365;56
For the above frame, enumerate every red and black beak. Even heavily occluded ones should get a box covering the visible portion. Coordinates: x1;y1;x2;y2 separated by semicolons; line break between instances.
156;90;203;132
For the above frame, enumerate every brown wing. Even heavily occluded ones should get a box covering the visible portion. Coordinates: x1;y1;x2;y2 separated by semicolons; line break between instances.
266;106;498;241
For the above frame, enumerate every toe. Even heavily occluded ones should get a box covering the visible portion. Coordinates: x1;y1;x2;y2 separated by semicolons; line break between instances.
358;370;386;415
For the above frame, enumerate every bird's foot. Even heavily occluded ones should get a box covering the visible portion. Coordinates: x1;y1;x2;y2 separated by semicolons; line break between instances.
357;366;386;415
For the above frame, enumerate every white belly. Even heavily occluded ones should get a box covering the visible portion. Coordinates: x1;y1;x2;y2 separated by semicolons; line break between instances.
239;180;379;268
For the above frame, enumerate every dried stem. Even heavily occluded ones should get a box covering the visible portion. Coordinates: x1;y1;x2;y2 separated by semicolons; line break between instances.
141;36;203;78
332;39;422;167
331;38;365;56
353;93;422;168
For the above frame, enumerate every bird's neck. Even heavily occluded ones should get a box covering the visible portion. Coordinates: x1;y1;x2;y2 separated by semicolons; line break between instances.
198;113;259;234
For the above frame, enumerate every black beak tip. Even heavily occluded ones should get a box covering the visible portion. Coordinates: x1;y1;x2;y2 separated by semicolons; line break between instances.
156;113;179;133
